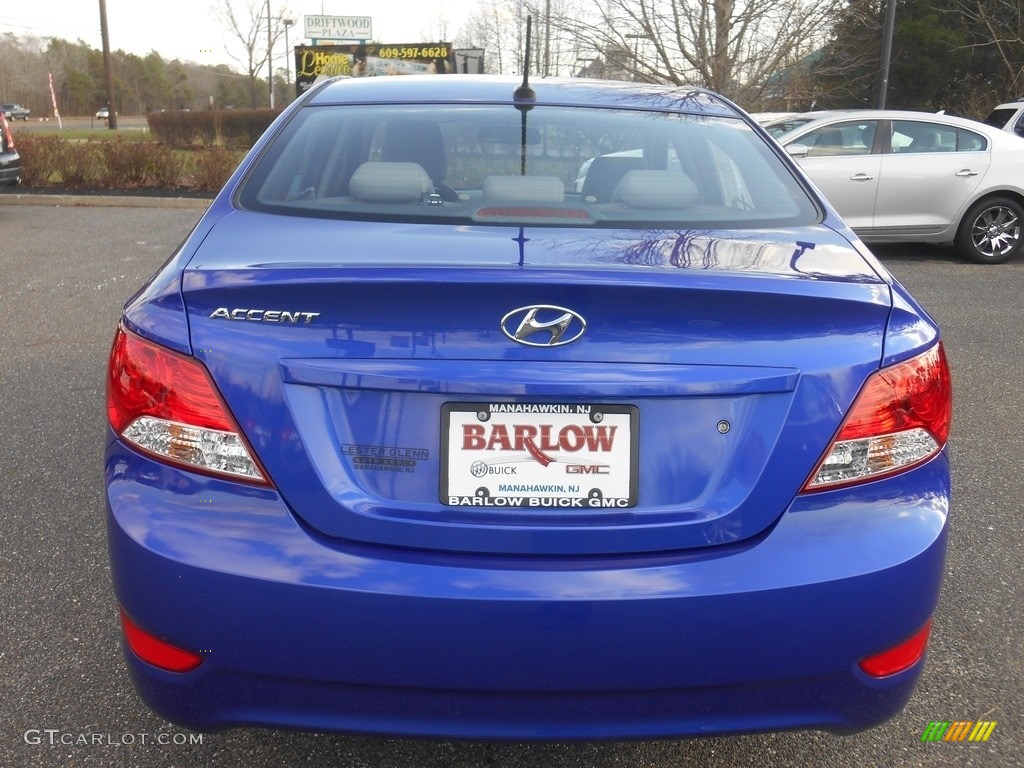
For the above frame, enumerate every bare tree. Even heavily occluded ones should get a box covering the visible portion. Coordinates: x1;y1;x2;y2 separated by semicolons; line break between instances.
559;0;843;106
944;0;1024;96
460;0;517;74
419;11;455;44
1;33;49;115
457;0;590;76
215;0;291;107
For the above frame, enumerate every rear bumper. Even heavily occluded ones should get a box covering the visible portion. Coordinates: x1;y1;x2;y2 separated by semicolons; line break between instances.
106;440;949;740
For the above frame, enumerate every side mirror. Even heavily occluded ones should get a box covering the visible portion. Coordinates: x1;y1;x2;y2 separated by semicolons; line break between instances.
786;143;809;159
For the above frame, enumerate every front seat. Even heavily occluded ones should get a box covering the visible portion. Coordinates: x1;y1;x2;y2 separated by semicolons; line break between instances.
380;121;459;200
580;155;647;202
809;128;845;156
910;129;943;152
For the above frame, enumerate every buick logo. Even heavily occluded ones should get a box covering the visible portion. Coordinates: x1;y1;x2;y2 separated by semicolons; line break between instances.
500;305;587;347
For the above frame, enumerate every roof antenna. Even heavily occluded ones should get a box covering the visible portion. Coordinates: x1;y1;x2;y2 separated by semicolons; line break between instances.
514;15;536;105
514;15;535;175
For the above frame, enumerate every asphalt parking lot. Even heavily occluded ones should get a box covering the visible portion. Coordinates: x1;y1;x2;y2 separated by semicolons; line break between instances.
0;200;1020;767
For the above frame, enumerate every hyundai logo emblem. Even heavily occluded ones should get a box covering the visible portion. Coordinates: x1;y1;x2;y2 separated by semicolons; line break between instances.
500;305;587;347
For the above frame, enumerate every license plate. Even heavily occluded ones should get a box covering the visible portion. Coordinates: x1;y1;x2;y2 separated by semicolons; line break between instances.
441;403;638;509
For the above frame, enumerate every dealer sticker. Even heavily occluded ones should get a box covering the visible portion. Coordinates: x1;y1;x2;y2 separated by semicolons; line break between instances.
441;402;638;508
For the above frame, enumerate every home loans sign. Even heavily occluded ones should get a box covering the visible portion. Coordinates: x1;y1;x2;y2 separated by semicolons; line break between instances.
304;15;372;41
294;43;454;94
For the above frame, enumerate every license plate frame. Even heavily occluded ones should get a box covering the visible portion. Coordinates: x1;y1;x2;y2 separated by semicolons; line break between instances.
441;402;638;509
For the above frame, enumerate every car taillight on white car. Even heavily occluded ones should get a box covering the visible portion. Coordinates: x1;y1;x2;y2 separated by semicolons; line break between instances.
106;325;271;485
804;343;951;491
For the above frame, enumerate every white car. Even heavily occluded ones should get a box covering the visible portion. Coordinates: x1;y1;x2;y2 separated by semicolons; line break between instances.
776;110;1024;263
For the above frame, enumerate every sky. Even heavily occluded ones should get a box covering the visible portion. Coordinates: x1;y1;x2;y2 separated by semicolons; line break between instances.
0;1;477;70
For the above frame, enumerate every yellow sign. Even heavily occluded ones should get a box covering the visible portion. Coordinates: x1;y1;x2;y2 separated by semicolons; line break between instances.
294;44;454;94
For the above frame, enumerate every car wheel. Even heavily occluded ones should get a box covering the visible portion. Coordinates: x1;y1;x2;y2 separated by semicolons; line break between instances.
955;196;1024;264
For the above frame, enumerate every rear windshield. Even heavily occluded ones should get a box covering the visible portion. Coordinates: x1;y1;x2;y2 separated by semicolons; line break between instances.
982;107;1017;129
238;104;819;228
763;116;820;138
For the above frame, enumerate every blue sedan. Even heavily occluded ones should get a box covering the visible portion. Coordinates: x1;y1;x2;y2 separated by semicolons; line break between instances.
105;75;951;740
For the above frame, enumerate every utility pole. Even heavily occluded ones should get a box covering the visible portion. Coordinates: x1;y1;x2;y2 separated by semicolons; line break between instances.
98;0;117;129
266;0;275;108
543;0;550;77
877;0;897;109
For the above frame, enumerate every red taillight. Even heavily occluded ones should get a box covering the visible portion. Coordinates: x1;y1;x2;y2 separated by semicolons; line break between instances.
1;117;13;151
119;608;203;673
804;343;951;491
859;620;932;678
106;325;270;484
107;325;233;433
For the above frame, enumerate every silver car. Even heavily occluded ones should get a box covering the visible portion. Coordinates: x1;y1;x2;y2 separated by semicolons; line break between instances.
776;110;1024;263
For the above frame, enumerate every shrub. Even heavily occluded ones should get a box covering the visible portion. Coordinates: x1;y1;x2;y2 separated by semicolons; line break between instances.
101;138;151;187
147;108;279;149
147;111;192;148
97;138;187;188
12;132;233;192
54;140;102;187
188;147;247;192
146;144;186;188
12;134;64;185
222;109;280;149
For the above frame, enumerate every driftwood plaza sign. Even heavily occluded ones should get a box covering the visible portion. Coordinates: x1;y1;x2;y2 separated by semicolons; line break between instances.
303;15;373;41
294;44;455;94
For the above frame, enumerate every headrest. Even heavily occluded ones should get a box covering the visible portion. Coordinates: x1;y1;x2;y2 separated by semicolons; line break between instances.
483;175;565;202
349;162;434;203
612;170;699;209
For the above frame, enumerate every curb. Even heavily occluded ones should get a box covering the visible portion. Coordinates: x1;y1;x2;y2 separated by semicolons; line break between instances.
0;193;212;210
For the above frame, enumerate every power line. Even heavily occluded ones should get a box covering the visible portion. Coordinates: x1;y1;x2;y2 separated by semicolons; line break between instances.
0;13;100;38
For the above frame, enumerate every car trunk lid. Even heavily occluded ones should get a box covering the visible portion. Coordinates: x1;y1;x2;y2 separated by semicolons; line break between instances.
181;211;890;555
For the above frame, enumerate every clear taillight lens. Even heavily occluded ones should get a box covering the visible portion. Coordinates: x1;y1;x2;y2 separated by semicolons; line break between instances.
804;343;951;491
106;325;270;485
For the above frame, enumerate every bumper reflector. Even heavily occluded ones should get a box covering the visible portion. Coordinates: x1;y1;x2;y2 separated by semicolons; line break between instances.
859;620;932;678
119;608;203;673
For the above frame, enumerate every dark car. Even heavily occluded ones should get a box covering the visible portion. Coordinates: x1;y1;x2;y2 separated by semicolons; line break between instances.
106;74;952;740
982;100;1024;138
0;113;21;186
0;103;30;121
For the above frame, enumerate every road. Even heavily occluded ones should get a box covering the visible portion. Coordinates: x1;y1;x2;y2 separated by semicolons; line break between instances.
11;115;153;134
1;202;1019;768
